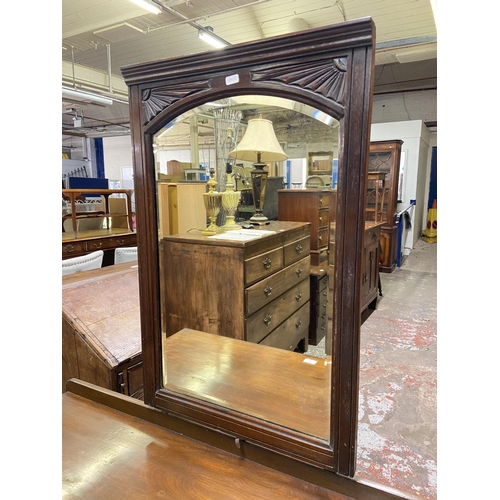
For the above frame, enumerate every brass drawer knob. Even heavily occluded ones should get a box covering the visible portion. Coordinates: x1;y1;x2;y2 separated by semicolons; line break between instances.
295;244;303;254
295;319;302;328
263;257;272;269
295;292;302;301
263;314;272;326
264;286;273;297
296;268;303;277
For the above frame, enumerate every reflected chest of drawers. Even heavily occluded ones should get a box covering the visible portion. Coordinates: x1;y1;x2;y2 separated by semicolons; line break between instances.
277;189;332;266
161;221;311;352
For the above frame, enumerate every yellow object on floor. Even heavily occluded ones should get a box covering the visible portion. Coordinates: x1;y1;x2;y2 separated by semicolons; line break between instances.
422;199;437;243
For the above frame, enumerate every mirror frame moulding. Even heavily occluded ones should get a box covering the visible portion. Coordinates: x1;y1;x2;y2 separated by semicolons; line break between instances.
121;17;375;477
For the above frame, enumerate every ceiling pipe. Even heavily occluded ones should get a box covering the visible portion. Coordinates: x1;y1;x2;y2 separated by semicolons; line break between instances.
107;44;112;93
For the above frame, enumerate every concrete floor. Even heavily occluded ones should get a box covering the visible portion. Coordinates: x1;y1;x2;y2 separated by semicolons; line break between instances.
305;239;437;500
355;239;437;499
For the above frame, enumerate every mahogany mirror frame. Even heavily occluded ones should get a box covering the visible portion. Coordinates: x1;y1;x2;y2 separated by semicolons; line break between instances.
121;17;375;477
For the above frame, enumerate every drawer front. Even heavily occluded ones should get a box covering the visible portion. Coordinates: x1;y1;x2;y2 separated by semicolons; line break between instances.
318;208;329;228
245;256;310;316
317;192;330;209
88;234;136;252
117;359;143;399
245;279;310;344
62;241;87;256
245;247;284;286
283;236;310;267
259;302;310;351
316;227;329;250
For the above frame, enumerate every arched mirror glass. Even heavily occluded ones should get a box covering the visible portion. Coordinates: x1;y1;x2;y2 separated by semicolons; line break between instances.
152;95;339;442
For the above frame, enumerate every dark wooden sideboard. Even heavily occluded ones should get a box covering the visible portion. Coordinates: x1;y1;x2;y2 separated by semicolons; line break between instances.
62;262;143;398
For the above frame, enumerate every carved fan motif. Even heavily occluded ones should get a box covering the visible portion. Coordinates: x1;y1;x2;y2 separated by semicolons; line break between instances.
142;81;210;123
252;57;347;104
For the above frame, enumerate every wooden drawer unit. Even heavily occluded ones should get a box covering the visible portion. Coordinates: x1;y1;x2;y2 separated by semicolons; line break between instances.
309;266;328;346
162;221;311;352
62;232;137;261
62;264;143;398
278;189;332;266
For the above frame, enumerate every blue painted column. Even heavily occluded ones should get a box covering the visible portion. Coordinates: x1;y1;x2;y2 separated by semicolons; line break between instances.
94;138;105;179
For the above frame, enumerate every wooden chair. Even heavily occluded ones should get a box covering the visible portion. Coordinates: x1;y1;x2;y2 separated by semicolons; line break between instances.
114;246;138;264
62;250;104;276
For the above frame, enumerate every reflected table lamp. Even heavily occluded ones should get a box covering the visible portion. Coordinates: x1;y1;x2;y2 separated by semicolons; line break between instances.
229;118;288;225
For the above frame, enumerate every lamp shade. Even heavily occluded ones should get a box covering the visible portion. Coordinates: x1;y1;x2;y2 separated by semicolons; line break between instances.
228;118;288;163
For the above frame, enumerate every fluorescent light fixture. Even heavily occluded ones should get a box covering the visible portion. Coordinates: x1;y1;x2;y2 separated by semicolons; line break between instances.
62;88;114;106
198;26;229;49
129;0;161;15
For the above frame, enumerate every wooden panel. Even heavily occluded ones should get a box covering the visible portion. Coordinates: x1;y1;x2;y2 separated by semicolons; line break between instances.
246;279;310;344
158;182;207;237
62;388;355;500
162;240;246;339
62;318;79;392
109;197;129;229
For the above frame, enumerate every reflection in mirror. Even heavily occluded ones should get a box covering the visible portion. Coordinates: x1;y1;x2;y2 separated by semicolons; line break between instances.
153;95;339;441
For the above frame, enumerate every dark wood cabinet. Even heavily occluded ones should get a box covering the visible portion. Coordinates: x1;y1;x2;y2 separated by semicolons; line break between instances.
277;189;332;266
62;263;143;399
361;223;383;311
161;221;311;352
367;140;404;273
309;265;328;346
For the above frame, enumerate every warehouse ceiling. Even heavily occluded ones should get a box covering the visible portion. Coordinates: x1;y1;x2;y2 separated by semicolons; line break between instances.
62;0;437;139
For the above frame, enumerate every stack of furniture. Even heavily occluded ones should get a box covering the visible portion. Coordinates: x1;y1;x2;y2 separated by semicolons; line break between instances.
368;140;404;273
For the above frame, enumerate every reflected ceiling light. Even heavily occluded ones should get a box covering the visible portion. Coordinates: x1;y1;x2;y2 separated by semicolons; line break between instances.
62;88;114;106
129;0;161;15
198;26;230;49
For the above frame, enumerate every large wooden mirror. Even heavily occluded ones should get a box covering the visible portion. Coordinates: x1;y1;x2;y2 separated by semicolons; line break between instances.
122;18;375;476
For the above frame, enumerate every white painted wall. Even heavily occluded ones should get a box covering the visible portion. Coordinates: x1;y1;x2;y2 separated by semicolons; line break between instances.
102;136;133;184
370;120;436;254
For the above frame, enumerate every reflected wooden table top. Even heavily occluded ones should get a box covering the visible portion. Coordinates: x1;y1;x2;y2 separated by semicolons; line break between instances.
164;328;331;440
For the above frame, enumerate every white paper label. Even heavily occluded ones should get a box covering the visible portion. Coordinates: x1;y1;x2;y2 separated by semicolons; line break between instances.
225;74;240;85
303;358;318;365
